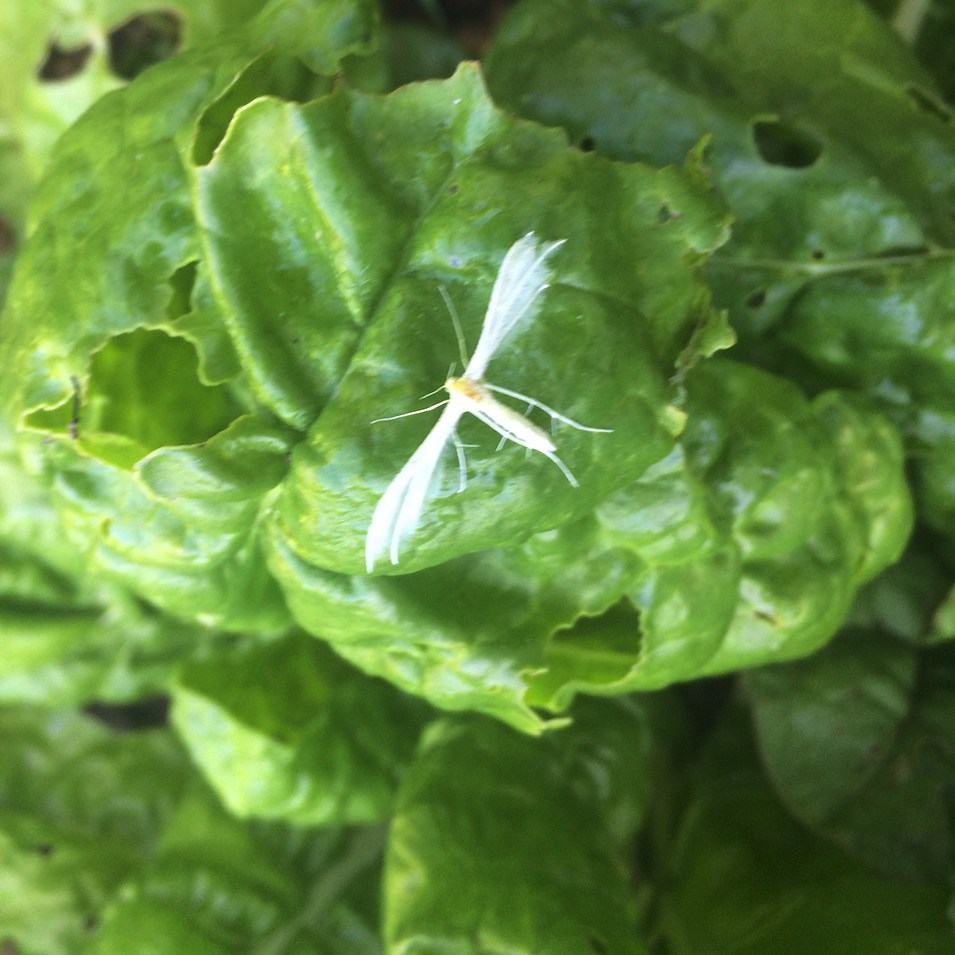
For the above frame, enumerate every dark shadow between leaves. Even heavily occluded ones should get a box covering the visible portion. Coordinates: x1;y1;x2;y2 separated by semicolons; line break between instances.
905;83;952;125
192;52;327;166
0;216;15;254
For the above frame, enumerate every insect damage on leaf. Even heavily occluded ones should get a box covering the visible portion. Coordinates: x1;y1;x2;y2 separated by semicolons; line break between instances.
365;232;612;572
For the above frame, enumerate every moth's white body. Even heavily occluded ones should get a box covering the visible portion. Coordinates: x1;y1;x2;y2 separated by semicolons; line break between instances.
444;377;555;453
365;232;610;572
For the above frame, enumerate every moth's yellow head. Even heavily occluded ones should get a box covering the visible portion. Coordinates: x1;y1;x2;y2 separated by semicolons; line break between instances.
445;377;483;401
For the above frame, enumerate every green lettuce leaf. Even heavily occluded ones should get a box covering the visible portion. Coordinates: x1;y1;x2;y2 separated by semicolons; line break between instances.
653;704;954;954
0;703;384;955
88;782;384;955
171;631;430;826
383;701;658;954
4;1;954;951
0;0;379;629
0;707;189;954
747;628;955;883
0;419;209;706
530;362;912;705
907;0;955;101
930;578;955;643
847;533;955;644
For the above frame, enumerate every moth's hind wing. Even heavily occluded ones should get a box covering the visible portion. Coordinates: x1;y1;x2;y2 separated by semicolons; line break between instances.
365;403;463;571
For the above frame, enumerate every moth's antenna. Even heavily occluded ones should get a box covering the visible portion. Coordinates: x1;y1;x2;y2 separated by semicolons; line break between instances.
371;398;449;424
438;284;469;368
418;367;455;400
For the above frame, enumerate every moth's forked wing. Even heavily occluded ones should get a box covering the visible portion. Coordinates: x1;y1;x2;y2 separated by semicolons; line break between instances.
465;232;566;379
365;402;463;571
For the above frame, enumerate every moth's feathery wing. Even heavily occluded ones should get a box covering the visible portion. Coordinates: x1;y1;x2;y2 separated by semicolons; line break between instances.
365;402;464;571
464;233;566;378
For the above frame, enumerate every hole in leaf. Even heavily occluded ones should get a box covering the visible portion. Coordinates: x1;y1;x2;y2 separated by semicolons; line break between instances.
657;203;672;223
108;10;183;80
542;598;642;687
82;329;241;454
85;696;170;730
165;260;198;320
905;83;952;124
745;287;767;308
68;375;81;439
752;119;823;168
36;40;93;81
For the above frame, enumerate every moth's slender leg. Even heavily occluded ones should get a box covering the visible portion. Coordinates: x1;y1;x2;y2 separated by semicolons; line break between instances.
539;447;578;486
439;286;471;368
484;383;612;433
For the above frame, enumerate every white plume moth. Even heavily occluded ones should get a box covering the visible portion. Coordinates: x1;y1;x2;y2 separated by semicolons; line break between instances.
365;232;611;572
